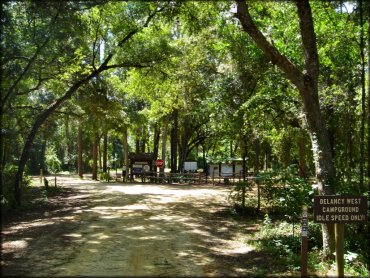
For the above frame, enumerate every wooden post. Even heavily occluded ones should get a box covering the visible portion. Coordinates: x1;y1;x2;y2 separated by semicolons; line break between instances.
301;205;308;277
335;223;344;277
40;169;43;184
242;183;246;210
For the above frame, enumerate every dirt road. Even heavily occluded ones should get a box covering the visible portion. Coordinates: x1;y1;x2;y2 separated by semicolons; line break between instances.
2;176;266;277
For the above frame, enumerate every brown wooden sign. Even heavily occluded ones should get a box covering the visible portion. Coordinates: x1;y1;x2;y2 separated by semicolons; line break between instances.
313;195;368;223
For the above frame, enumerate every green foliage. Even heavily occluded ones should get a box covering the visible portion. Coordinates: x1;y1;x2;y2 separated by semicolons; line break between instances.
1;2;369;275
99;171;110;182
258;165;312;215
45;145;61;174
1;165;31;210
253;216;301;272
228;180;253;212
253;217;368;277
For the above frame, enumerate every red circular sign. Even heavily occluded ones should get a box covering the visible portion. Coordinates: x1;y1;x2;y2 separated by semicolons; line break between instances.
156;159;164;168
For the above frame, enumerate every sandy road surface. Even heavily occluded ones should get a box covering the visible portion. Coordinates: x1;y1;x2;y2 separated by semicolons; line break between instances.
2;176;266;277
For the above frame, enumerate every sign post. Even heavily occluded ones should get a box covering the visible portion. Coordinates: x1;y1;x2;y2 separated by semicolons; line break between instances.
301;206;308;277
335;223;344;277
313;195;367;277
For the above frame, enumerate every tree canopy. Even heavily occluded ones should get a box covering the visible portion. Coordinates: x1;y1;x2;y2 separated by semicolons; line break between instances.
1;0;369;270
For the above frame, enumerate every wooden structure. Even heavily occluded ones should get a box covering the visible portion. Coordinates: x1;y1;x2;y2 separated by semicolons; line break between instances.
129;152;156;181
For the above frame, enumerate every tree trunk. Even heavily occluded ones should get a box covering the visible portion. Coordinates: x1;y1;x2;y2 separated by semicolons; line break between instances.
230;140;233;158
161;118;169;175
254;138;260;212
299;134;307;178
98;139;102;170
281;136;291;167
344;84;356;183
122;125;129;181
359;0;366;192
135;137;140;154
235;0;336;256
103;131;108;173
40;136;47;175
13;71;100;205
202;144;206;175
64;115;69;169
153;123;160;173
178;120;189;173
141;126;146;153
78;123;83;179
171;110;178;173
92;132;99;180
264;144;271;171
242;136;248;181
12;11;160;205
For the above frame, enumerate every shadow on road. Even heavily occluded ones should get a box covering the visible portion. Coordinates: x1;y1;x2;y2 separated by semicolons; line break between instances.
2;176;273;277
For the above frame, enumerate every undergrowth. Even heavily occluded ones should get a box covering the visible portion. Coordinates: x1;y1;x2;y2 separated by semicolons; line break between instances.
247;214;369;277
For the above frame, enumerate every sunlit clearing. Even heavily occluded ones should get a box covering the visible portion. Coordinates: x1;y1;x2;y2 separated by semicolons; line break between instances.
104;184;225;198
87;240;101;244
4;220;56;234
91;204;150;212
126;226;145;231
63;233;82;238
3;240;28;250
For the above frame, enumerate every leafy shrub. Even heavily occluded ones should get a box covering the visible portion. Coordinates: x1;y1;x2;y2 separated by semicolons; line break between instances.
259;164;312;216
45;146;61;174
253;215;301;271
99;171;109;181
228;180;253;213
1;164;31;210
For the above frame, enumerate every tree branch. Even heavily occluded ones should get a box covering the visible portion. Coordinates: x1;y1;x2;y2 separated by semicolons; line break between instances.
2;10;60;110
234;0;304;89
295;0;319;83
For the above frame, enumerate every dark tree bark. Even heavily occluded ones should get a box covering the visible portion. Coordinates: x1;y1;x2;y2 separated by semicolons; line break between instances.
359;0;366;192
178;119;190;173
254;138;260;212
262;142;271;171
235;0;336;256
135;137;140;154
161;118;169;176
171;109;178;173
140;126;147;153
78;123;83;179
122;125;129;181
103;131;108;173
92;132;99;180
299;134;307;178
64;115;70;169
242;136;248;181
40;135;47;174
153;123;160;173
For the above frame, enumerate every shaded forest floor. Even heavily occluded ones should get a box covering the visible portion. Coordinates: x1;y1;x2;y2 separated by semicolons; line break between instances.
1;175;304;277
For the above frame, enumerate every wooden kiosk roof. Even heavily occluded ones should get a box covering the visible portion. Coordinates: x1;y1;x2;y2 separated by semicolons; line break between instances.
129;152;156;163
